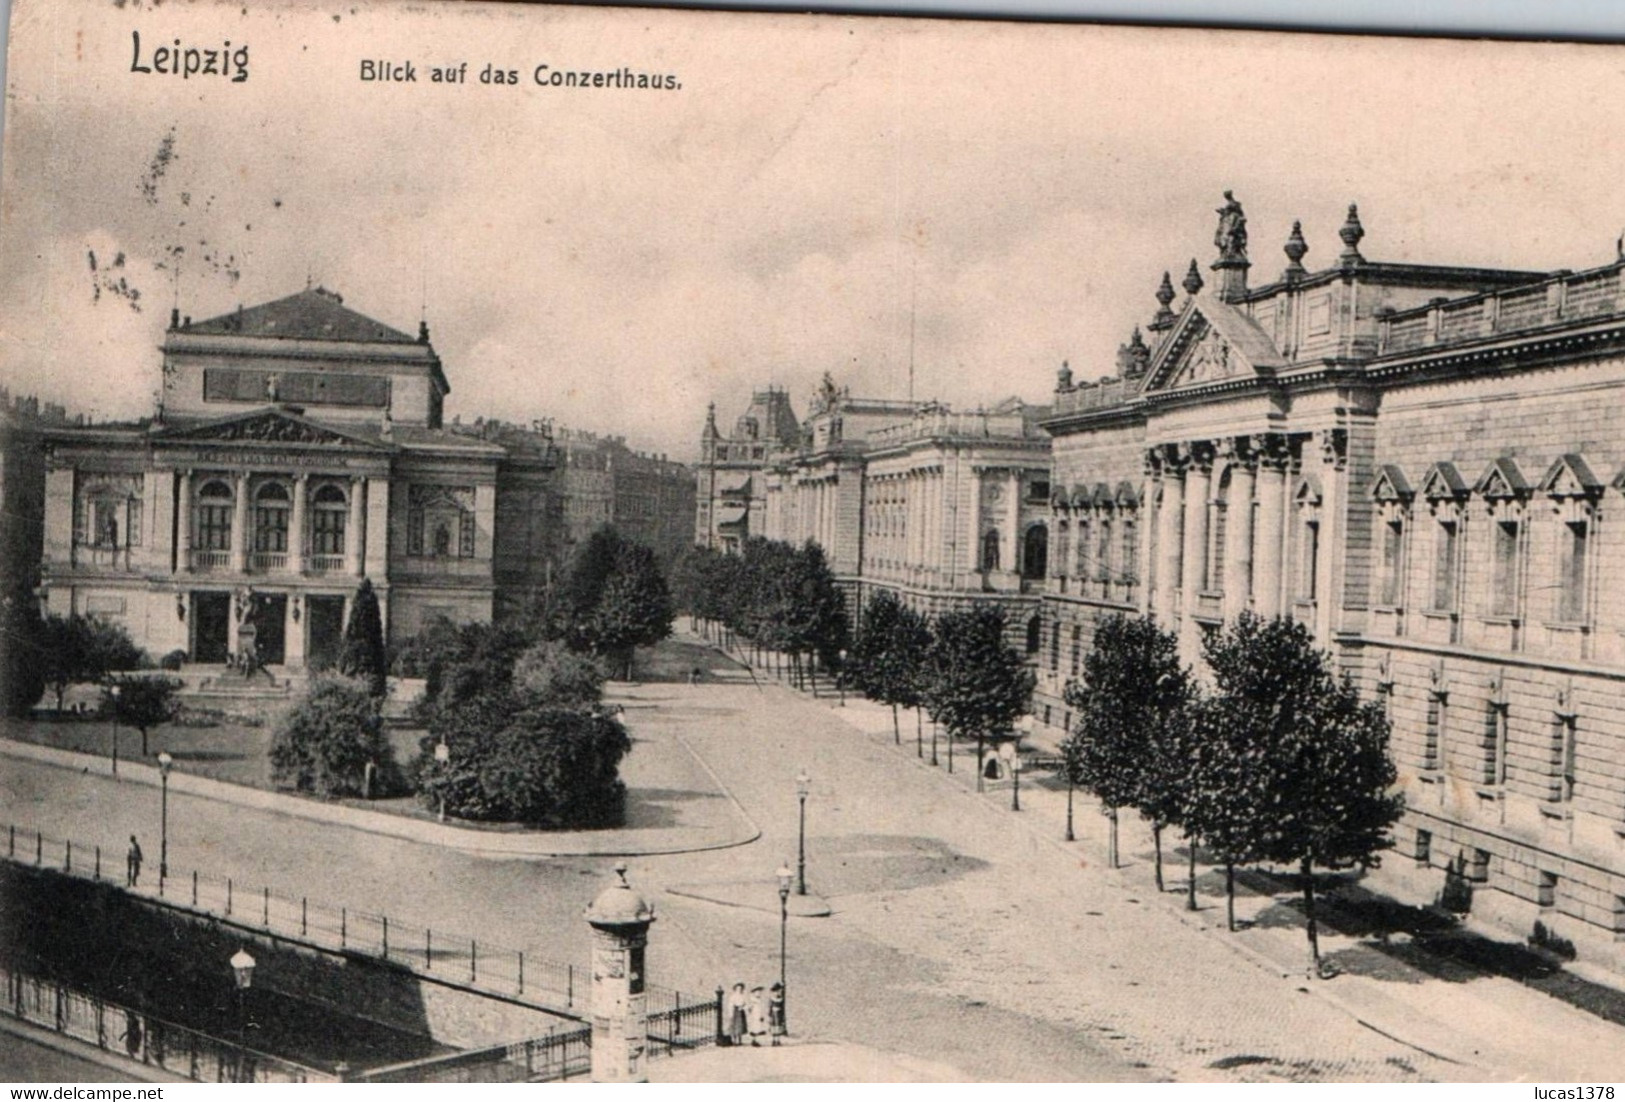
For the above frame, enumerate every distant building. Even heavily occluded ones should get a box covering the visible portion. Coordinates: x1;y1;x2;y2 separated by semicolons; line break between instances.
694;387;800;552
1038;195;1625;971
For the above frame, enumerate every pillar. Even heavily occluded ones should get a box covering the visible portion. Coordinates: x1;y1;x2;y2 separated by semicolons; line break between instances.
1153;450;1185;621
44;467;75;569
1006;469;1022;576
1181;443;1213;600
1223;440;1257;620
289;473;308;575
175;469;193;574
347;477;365;576
584;864;655;1084
230;471;249;573
363;477;390;579
1254;437;1289;620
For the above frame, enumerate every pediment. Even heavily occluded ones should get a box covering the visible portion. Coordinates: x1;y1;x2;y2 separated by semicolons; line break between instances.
1541;453;1603;499
1473;457;1531;500
1420;461;1468;502
158;408;391;450
1370;464;1414;504
1141;300;1287;394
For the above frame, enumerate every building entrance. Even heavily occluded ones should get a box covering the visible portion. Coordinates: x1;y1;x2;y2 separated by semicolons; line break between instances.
253;594;288;666
192;592;230;663
307;596;346;670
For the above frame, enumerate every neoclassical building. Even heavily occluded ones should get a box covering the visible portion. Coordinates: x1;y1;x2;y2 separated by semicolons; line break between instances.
1039;196;1625;970
37;288;554;665
694;386;801;552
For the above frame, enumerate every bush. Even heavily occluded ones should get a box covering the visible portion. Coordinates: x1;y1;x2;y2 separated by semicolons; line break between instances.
159;649;188;672
1529;921;1578;961
270;675;403;798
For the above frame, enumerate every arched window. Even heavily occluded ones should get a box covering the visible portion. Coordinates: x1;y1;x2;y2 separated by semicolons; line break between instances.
982;529;1001;572
312;483;348;556
1208;467;1230;592
1023;525;1048;581
1024;613;1041;654
197;480;234;551
254;481;291;553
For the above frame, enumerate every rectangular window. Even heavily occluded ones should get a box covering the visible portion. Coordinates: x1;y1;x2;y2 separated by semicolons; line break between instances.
1537;870;1558;909
1432;521;1457;612
312;510;347;555
198;505;232;551
1557;716;1578;802
255;508;289;552
1299;519;1319;600
1490;521;1518;616
1424;694;1443;770
1380;520;1404;606
1096;520;1112;584
1484;703;1508;785
1070;625;1082;676
1050;622;1061;672
1075;520;1091;578
1208;500;1227;592
1470;849;1492;884
1559;520;1588;622
1121;518;1138;585
1414;828;1432;866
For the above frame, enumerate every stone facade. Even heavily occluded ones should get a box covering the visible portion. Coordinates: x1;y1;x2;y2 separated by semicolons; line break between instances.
1039;196;1625;971
693;387;800;552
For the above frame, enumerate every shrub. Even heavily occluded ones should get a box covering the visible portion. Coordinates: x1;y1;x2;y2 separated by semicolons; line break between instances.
270;675;402;798
159;649;188;672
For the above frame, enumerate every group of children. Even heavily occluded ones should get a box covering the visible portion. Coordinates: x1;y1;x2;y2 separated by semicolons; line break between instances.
724;981;785;1047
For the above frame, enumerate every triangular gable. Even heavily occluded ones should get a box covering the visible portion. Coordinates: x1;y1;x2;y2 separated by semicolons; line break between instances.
1141;299;1288;394
1420;461;1468;501
1115;481;1139;507
1295;472;1323;507
1541;453;1603;498
156;407;393;450
1473;457;1531;500
1069;483;1091;507
1091;482;1115;508
1370;464;1414;503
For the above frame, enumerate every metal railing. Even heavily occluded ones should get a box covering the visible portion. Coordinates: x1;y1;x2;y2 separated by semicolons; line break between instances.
4;823;583;1014
0;962;330;1084
307;554;346;573
644;986;724;1058
189;550;230;571
349;1025;592;1083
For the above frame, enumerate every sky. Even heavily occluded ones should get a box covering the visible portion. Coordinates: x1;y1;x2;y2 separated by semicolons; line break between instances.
5;1;1625;462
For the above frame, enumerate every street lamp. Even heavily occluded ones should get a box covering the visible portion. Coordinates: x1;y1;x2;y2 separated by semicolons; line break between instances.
433;740;450;823
795;770;810;896
1065;770;1076;842
776;863;792;1036
230;947;255;1078
837;649;847;707
108;684;122;776
157;751;173;882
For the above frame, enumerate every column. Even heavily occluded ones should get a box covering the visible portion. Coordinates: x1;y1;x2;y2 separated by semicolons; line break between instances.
347;476;365;576
289;473;308;575
44;466;75;569
230;471;249;573
1254;437;1288;619
364;477;390;580
175;469;193;574
1181;444;1212;603
1153;450;1185;620
1006;469;1022;577
967;465;983;578
1223;443;1257;620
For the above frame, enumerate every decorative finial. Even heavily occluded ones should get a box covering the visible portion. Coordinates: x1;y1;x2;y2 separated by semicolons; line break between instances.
1283;220;1309;280
418;319;430;344
1182;258;1204;297
614;861;630;887
1339;203;1365;264
1150;271;1177;331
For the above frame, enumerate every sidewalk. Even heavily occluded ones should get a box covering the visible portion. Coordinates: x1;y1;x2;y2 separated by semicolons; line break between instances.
649;1039;968;1083
806;683;1625;1083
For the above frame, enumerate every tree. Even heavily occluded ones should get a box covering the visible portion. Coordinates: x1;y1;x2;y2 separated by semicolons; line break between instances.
270;674;399;798
1061;615;1194;879
781;542;849;690
1200;614;1404;973
553;527;675;677
339;579;388;698
103;676;182;757
926;606;1034;786
38;614;144;712
513;641;606;710
0;592;45;717
851;591;931;748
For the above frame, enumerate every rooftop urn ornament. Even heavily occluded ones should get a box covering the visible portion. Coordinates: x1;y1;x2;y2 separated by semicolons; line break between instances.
584;861;655;1083
1339;203;1366;264
1283;220;1309;280
1150;271;1178;331
1182;258;1205;298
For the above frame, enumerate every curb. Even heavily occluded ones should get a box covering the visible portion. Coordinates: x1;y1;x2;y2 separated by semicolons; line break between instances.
0;734;760;860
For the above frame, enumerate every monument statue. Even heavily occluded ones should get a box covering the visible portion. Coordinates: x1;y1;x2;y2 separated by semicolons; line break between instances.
1214;190;1248;263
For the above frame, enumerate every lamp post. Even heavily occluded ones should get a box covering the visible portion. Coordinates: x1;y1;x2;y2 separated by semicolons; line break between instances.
998;741;1022;811
776;863;791;1035
1065;771;1076;842
837;649;846;707
230;947;255;1079
433;740;450;823
157;751;173;882
795;770;810;896
109;684;122;776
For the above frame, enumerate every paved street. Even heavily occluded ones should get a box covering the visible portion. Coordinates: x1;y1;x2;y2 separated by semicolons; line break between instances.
5;634;1625;1081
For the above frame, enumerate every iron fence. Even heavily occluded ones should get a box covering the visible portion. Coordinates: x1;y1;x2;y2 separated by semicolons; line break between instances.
348;1025;592;1083
0;962;330;1083
644;986;724;1058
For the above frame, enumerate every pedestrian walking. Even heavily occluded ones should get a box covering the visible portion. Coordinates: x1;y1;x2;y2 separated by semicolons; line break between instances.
126;835;143;887
768;982;786;1044
726;982;748;1047
747;985;768;1047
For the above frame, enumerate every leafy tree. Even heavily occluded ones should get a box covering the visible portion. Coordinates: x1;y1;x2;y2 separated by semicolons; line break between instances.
926;606;1034;786
417;686;632;826
270;674;400;798
513;641;606;710
553;527;674;677
103;675;182;757
1062;615;1194;879
851;591;931;748
0;593;45;716
412;620;531;723
38;614;144;711
338;579;388;698
1200;614;1404;973
780;542;849;690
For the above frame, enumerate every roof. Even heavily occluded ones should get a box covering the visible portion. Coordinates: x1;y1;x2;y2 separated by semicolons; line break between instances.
179;288;418;344
1193;299;1289;371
